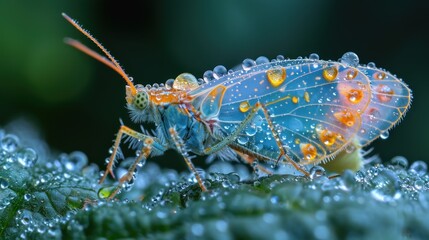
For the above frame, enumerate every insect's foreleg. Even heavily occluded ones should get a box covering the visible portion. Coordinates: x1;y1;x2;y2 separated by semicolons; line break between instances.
108;137;155;199
169;128;207;192
99;125;156;184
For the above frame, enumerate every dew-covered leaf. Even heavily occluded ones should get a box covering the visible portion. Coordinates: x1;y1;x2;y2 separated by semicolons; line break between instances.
0;132;99;239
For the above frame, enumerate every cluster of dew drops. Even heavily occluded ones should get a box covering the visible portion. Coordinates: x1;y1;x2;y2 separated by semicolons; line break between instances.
0;129;100;239
140;52;357;91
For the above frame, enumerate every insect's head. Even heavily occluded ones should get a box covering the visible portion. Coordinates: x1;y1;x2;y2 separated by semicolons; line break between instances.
126;84;149;111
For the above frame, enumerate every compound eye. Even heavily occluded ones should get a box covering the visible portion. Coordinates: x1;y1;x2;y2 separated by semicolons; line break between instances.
134;91;148;110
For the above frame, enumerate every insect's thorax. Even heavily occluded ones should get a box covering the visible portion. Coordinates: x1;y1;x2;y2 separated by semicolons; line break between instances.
158;103;211;155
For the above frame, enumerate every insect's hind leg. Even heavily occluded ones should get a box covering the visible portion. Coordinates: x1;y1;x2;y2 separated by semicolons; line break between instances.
169;127;207;192
257;102;310;177
229;142;273;175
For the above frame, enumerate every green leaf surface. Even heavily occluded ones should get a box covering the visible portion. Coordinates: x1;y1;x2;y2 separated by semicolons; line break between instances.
1;129;429;240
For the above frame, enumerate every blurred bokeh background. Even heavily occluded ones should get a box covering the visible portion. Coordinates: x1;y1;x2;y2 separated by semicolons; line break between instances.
0;0;427;170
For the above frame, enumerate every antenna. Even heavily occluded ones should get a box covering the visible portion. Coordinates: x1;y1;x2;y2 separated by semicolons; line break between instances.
62;13;137;96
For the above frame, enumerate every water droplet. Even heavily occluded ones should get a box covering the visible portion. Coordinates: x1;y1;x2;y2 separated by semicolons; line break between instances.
213;65;227;79
252;115;263;127
310;166;326;179
98;186;116;199
1;134;19;152
276;55;285;61
380;131;389;140
16;147;38;168
256;56;269;64
370;169;401;202
165;79;174;90
390;156;408;168
244;124;257;137
203;70;215;82
367;62;376;68
339;170;356;190
24;193;32;201
409;161;427;176
340;52;359;67
414;179;425;190
0;178;9;189
64;151;88;171
242;58;256;71
237;136;249;145
309;53;319;60
174;73;199;91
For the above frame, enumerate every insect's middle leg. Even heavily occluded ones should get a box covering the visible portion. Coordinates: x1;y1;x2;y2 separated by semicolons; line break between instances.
169;127;207;192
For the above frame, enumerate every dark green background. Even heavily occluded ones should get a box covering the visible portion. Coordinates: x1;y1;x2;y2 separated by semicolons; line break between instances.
0;1;427;169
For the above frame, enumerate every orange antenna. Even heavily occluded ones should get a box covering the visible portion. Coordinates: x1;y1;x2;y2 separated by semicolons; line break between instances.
62;13;137;96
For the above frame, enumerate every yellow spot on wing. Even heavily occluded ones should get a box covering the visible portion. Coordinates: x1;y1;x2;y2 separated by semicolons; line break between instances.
239;101;250;113
322;66;338;82
266;67;287;88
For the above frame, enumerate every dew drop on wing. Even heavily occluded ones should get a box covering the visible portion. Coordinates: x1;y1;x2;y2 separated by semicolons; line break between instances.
340;52;359;67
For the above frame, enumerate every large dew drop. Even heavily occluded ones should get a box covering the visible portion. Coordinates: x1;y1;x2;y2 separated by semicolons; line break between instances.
1;134;20;152
16;147;38;168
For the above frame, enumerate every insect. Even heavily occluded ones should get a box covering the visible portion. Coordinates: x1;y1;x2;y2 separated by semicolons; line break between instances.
63;13;412;198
